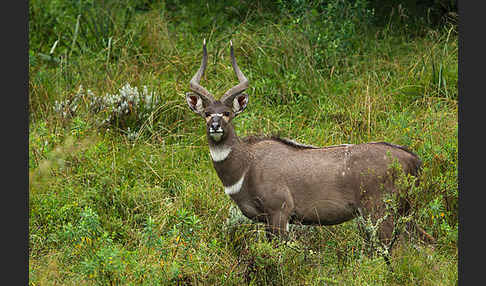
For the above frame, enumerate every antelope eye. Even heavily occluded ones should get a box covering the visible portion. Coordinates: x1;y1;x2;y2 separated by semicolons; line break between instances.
223;111;230;117
205;112;211;117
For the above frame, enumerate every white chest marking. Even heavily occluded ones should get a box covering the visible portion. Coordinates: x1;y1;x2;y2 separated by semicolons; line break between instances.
209;145;231;162
224;172;245;195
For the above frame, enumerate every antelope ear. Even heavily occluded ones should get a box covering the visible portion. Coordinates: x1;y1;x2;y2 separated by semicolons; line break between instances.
185;92;205;115
232;93;249;116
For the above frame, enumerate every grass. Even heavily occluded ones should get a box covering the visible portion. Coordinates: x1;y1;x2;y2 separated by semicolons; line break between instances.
29;0;457;284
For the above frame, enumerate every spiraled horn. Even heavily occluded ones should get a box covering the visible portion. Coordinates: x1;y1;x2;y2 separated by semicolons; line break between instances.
221;40;249;103
189;39;215;102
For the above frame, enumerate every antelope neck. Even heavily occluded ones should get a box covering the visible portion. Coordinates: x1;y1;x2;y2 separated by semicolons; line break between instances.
209;144;231;162
224;170;246;195
209;133;250;193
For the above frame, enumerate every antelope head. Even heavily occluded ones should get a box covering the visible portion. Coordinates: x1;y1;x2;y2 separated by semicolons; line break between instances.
185;40;249;143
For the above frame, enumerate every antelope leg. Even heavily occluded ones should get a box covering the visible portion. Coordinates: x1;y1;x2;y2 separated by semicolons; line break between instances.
265;210;290;239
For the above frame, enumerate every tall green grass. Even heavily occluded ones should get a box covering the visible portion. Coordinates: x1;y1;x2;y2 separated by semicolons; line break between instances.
29;0;457;284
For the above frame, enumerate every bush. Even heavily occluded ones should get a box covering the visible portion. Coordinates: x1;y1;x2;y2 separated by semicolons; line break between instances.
54;83;160;136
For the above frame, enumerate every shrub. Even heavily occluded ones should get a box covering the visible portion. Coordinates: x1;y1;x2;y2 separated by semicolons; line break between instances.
54;83;159;136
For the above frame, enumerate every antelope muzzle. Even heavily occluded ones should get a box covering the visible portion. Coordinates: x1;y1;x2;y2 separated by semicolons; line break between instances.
208;115;224;141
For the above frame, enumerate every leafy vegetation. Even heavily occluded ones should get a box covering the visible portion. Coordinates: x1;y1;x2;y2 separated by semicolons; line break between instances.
29;0;457;284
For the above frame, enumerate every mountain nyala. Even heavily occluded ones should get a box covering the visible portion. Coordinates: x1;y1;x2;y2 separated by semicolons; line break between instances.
185;40;425;258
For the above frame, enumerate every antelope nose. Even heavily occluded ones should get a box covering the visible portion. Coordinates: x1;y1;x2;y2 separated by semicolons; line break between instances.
211;121;220;130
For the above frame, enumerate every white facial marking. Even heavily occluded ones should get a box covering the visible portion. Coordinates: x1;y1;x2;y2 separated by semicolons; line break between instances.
286;222;289;232
210;113;230;123
224;172;245;195
209;145;231;162
206;113;223;122
211;113;223;117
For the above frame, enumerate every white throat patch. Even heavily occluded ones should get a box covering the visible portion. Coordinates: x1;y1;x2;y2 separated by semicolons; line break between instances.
224;172;245;195
209;145;232;162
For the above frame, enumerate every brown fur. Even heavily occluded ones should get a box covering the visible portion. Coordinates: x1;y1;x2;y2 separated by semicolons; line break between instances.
186;42;426;261
210;131;421;242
